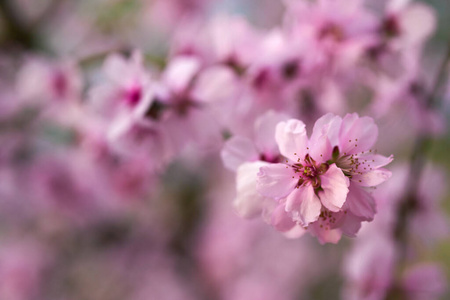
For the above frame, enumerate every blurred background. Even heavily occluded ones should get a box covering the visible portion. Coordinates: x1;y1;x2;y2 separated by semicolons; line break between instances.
0;0;449;299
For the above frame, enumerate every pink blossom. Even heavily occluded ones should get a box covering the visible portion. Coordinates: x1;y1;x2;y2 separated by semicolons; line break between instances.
154;56;224;152
384;0;436;48
88;51;152;117
401;263;447;300
145;0;211;34
254;113;392;243
342;233;396;300
207;15;262;67
221;111;288;218
222;110;288;171
87;52;173;167
364;0;436;78
0;239;51;300
16;58;82;104
195;167;321;300
371;164;449;245
284;0;378;70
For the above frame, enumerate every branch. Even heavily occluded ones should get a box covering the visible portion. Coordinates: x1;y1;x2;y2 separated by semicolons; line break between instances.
0;0;37;49
386;40;450;300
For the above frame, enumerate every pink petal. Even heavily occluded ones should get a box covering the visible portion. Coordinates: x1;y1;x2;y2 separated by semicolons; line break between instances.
308;223;343;245
352;168;392;187
257;164;297;199
162;56;201;93
319;164;349;212
340;212;363;237
400;3;436;45
282;224;307;239
221;136;259;171
402;264;447;299
187;109;223;149
103;54;131;84
308;134;332;164
234;162;271;218
103;51;146;86
339;113;378;155
346;185;376;221
271;203;297;232
275;119;308;162
191;65;238;104
353;154;394;169
285;184;321;226
310;113;342;148
254;110;289;155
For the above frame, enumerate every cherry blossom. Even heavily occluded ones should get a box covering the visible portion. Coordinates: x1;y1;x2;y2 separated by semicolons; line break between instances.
253;113;392;243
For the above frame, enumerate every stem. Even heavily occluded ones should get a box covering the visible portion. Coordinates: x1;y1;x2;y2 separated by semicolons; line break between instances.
387;40;450;298
394;40;450;251
428;43;450;109
0;0;37;49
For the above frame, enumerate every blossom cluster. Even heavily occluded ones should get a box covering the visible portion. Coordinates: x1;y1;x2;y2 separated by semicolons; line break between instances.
223;112;393;243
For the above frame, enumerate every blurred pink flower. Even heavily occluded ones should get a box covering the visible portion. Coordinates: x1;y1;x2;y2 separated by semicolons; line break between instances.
195;167;321;300
0;240;51;300
154;56;223;152
401;263;447;300
221;111;289;218
371;164;449;245
16;58;82;104
88;51;152;117
342;233;396;300
284;0;378;70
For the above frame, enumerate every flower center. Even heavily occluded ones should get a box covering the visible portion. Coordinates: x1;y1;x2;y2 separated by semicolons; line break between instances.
335;152;376;179
290;154;329;189
125;86;142;106
318;23;345;42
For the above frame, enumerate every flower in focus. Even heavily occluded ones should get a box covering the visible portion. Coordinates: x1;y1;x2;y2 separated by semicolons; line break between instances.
235;113;394;243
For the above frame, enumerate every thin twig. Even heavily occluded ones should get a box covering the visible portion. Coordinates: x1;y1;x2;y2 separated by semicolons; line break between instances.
386;39;450;299
0;0;37;49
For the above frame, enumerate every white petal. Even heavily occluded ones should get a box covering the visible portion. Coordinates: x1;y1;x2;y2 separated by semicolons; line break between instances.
234;162;271;218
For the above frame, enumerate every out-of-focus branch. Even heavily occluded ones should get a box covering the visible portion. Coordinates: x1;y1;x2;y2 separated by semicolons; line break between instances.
394;41;450;247
428;44;450;109
386;40;450;299
31;0;66;28
0;0;36;49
